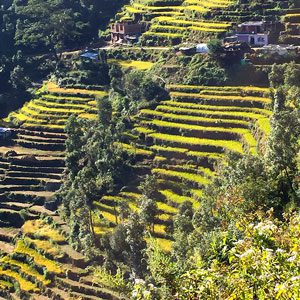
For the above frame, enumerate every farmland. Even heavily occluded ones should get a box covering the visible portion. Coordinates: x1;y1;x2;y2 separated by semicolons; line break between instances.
0;83;123;298
0;0;299;299
0;80;274;297
92;84;272;250
118;0;234;44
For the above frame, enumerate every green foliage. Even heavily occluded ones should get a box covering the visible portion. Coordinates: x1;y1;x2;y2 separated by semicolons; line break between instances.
139;197;158;233
266;110;300;204
15;0;89;58
207;38;224;58
93;266;131;295
105;214;147;278
184;56;228;86
57;58;110;87
172;202;194;268
59;106;132;253
139;175;159;199
146;239;178;299
177;212;300;299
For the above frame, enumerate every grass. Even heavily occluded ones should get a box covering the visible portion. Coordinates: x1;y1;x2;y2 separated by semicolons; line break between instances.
257;117;271;135
160;101;272;116
148;119;256;137
170;92;271;104
150;238;173;252
160;189;200;209
151;144;189;154
0;279;13;290
152;168;211;186
167;85;270;94
25;237;62;258
157;202;178;214
6;81;105;133
156;104;269;120
154;16;231;29
116;142;153;156
45;82;107;97
140;109;250;126
187;151;223;160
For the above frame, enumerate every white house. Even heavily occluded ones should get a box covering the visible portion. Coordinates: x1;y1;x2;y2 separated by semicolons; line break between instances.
235;21;269;47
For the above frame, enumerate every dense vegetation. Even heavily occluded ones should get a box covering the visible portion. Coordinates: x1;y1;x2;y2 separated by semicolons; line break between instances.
0;0;126;117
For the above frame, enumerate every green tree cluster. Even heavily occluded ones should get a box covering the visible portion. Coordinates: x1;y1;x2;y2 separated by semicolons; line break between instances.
58;98;132;254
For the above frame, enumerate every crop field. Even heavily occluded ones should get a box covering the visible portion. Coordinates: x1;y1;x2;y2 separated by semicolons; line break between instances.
0;83;129;299
0;83;107;215
117;0;234;44
108;59;154;70
0;80;273;297
0;83;117;298
281;6;300;45
92;84;272;251
0;218;121;298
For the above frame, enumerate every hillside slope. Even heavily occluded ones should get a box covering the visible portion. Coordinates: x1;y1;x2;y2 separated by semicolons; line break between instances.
92;84;272;249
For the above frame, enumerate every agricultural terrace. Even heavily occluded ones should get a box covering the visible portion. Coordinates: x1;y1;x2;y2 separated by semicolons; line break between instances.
0;83;107;225
281;3;300;45
118;0;234;44
92;85;272;251
6;82;107;150
0;83;110;294
0;219;121;299
108;59;154;70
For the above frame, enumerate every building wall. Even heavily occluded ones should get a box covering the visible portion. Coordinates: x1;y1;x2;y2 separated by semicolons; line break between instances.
236;34;269;46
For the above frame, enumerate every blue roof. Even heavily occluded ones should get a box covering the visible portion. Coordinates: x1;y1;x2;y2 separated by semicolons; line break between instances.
0;128;10;133
80;52;99;60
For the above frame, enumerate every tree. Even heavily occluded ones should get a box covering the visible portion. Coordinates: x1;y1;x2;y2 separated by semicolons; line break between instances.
14;0;89;60
208;38;224;58
124;214;147;278
139;196;158;233
172;202;194;268
97;96;112;127
146;239;178;299
139;175;158;199
60;108;132;250
265;110;300;204
269;64;285;88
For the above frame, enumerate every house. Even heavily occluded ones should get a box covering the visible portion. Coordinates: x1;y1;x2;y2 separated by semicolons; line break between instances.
235;21;269;47
0;128;12;140
111;20;146;44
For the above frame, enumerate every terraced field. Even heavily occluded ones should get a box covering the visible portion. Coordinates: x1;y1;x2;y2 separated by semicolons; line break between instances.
92;85;272;250
0;83;116;298
108;59;154;70
119;0;234;44
0;218;124;299
0;82;272;295
281;4;300;45
0;83;107;231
